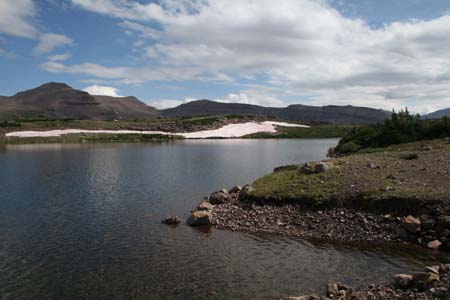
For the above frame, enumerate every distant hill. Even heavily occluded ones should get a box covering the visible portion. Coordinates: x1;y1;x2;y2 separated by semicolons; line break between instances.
0;83;390;124
0;82;158;120
162;100;390;124
426;108;450;119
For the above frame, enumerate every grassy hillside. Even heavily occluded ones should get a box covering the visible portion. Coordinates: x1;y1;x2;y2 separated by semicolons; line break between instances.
248;138;450;213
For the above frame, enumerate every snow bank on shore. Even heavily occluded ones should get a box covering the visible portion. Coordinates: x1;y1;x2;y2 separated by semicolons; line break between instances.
5;121;309;139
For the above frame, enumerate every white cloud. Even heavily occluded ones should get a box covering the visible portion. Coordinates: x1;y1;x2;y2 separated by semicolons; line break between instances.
48;53;72;61
83;85;121;97
0;0;37;39
215;92;284;107
65;0;450;112
33;33;74;55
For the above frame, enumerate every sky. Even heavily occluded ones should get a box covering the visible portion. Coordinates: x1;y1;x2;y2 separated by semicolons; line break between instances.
1;0;450;113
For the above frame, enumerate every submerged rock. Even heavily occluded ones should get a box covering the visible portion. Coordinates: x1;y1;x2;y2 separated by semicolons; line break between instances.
161;216;181;225
187;210;213;226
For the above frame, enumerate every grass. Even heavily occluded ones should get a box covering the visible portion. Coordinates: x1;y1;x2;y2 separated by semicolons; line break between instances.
243;124;354;139
248;138;450;213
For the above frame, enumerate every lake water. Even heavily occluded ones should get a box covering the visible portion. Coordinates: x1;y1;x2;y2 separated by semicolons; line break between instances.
0;139;445;300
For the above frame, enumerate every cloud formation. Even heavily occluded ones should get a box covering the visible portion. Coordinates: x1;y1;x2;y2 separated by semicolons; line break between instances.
83;85;121;97
62;0;450;112
0;0;37;39
33;33;74;55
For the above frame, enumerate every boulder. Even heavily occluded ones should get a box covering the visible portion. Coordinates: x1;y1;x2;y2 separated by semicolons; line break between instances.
229;185;242;194
299;163;315;175
394;274;413;288
197;201;214;211
401;215;421;234
238;185;255;200
315;162;333;173
161;216;181;225
187;211;213;226
209;190;231;205
427;240;442;249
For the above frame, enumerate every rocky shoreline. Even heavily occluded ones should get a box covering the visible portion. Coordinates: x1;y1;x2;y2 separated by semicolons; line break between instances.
177;184;450;250
288;264;450;300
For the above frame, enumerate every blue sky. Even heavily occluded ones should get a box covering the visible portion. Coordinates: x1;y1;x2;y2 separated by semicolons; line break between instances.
1;0;450;113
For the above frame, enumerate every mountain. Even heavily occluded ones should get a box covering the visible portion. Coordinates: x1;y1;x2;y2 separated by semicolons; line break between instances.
0;83;390;124
162;100;390;124
0;82;158;120
426;108;450;119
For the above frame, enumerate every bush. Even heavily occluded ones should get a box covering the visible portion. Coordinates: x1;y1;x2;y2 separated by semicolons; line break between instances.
333;109;450;155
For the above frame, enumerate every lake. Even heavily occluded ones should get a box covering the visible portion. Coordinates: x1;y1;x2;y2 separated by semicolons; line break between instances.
0;139;444;300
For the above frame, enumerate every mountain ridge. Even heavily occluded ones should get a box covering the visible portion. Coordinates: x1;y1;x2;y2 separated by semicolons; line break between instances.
0;82;401;124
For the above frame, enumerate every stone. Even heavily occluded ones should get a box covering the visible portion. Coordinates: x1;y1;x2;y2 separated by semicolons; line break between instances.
238;185;255;200
315;162;333;173
187;211;213;226
368;162;381;169
327;283;339;296
425;266;440;274
421;215;437;230
427;240;442;249
299;163;315;175
161;216;181;225
350;292;367;300
229;185;242;194
401;215;421;234
394;274;413;288
412;272;439;289
209;190;231;205
197;201;214;211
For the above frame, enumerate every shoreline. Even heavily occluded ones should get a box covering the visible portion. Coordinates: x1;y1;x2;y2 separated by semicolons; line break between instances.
180;138;450;299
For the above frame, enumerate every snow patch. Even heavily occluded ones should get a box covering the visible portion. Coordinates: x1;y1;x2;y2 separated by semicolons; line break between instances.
5;121;309;139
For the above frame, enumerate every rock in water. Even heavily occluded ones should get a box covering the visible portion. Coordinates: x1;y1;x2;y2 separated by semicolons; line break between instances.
209;190;231;204
187;211;213;226
162;216;181;225
197;201;214;211
402;215;421;233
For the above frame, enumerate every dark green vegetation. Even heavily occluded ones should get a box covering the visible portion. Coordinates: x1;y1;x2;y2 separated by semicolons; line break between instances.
333;110;450;155
249;139;450;213
243;124;353;139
